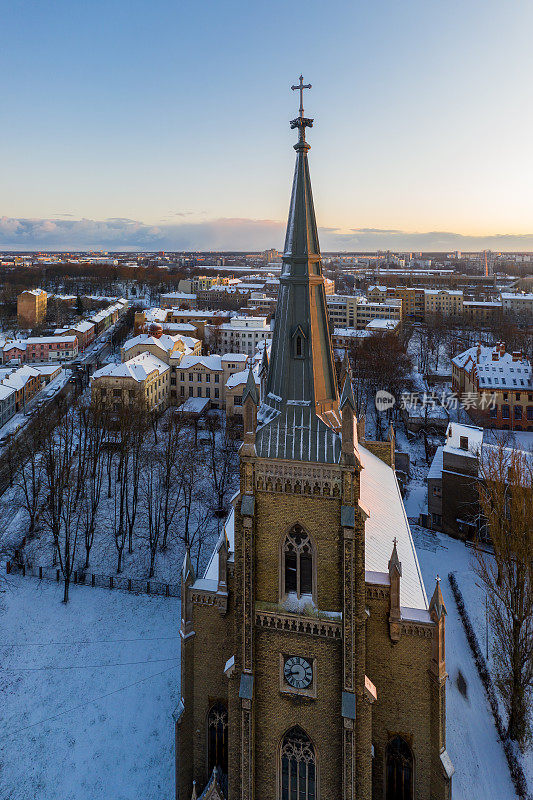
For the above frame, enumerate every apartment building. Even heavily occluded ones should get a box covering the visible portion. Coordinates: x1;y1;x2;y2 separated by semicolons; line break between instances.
423;289;464;316
427;421;531;539
172;353;247;409
205;315;271;355
17;289;47;328
55;320;96;350
160;292;198;308
326;294;402;329
462;300;501;324
0;384;16;428
0;365;41;412
2;336;78;364
91;352;171;414
121;329;201;365
500;292;533;320
452;342;533;431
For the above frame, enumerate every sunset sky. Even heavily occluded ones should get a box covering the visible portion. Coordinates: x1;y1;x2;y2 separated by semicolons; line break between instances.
2;0;533;250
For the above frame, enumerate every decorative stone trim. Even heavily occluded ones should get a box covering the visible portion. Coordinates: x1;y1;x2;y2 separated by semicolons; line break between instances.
400;621;434;638
191;589;228;613
255;608;342;639
366;585;389;600
254;460;342;497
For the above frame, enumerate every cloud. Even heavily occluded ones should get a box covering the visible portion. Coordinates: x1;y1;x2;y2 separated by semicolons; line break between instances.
1;215;533;252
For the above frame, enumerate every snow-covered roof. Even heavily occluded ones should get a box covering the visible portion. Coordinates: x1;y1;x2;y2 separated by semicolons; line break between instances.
0;384;15;401
69;320;94;333
452;344;532;391
500;292;533;300
177;355;222;371
365;319;399;330
427;446;444;480
359;445;428;613
221;353;248;362
1;365;40;391
225;368;260;389
92;352;169;383
26;336;77;345
444;422;483;457
176;396;210;414
3;341;26;351
123;333;182;355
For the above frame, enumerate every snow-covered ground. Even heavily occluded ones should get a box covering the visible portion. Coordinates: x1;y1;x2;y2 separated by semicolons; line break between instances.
0;576;180;800
413;527;521;800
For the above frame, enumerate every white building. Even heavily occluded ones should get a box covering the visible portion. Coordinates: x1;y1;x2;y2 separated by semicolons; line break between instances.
206;316;272;355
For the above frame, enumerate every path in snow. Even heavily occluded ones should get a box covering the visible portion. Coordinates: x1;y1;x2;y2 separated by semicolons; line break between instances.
413;527;518;800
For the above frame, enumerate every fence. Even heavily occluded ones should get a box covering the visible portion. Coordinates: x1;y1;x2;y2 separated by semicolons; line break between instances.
6;561;181;599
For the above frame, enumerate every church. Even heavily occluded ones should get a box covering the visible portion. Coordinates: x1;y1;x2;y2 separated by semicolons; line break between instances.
175;79;454;800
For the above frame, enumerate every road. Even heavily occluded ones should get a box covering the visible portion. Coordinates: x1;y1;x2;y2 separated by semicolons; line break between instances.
0;309;134;496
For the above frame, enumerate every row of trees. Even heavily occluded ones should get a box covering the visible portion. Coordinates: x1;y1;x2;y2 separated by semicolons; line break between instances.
17;400;240;602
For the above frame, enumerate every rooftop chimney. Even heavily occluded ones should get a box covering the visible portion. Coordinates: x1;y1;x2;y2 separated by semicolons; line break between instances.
512;350;522;362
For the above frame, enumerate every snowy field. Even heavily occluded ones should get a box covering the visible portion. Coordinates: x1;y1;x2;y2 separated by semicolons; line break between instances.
0;577;180;800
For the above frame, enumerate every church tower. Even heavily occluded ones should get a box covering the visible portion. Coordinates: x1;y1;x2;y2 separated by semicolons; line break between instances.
175;79;453;800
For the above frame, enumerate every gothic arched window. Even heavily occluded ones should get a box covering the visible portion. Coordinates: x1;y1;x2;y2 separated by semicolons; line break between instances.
280;726;317;800
282;525;314;600
386;736;413;800
207;702;228;779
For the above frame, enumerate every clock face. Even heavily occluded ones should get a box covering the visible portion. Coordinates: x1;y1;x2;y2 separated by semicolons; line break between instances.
284;656;313;689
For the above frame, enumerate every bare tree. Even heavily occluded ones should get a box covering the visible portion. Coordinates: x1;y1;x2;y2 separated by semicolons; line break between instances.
41;407;86;602
17;434;44;536
204;413;240;517
79;403;105;569
475;443;533;745
141;458;163;578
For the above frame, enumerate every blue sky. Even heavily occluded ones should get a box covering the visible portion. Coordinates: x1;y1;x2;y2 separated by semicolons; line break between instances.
2;0;533;251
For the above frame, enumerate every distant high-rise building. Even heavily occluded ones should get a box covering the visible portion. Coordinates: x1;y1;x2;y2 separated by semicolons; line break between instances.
17;289;47;328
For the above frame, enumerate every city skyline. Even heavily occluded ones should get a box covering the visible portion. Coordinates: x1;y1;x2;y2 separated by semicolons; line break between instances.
2;0;533;250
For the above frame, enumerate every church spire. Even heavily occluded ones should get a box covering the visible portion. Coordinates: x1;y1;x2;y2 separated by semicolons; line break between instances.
256;77;340;463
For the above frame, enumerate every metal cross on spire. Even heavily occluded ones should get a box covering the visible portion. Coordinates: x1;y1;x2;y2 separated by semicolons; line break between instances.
290;75;314;142
291;74;312;119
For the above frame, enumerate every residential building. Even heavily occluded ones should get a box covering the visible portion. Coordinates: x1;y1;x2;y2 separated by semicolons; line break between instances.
427;421;531;539
205;315;271;355
452;342;533;430
121;328;201;365
17;289;47;328
173;353;247;409
0;365;41;411
55;320;95;350
423;289;464;317
326;294;402;330
2;336;78;364
160;292;197;308
0;384;16;428
500;291;533;321
91;352;171;414
463;300;501;324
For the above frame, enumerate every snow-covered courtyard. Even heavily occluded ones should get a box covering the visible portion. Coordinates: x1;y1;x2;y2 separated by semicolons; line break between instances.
0;577;180;800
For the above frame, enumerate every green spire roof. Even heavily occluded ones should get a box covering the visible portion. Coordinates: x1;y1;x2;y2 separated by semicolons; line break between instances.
256;79;341;464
